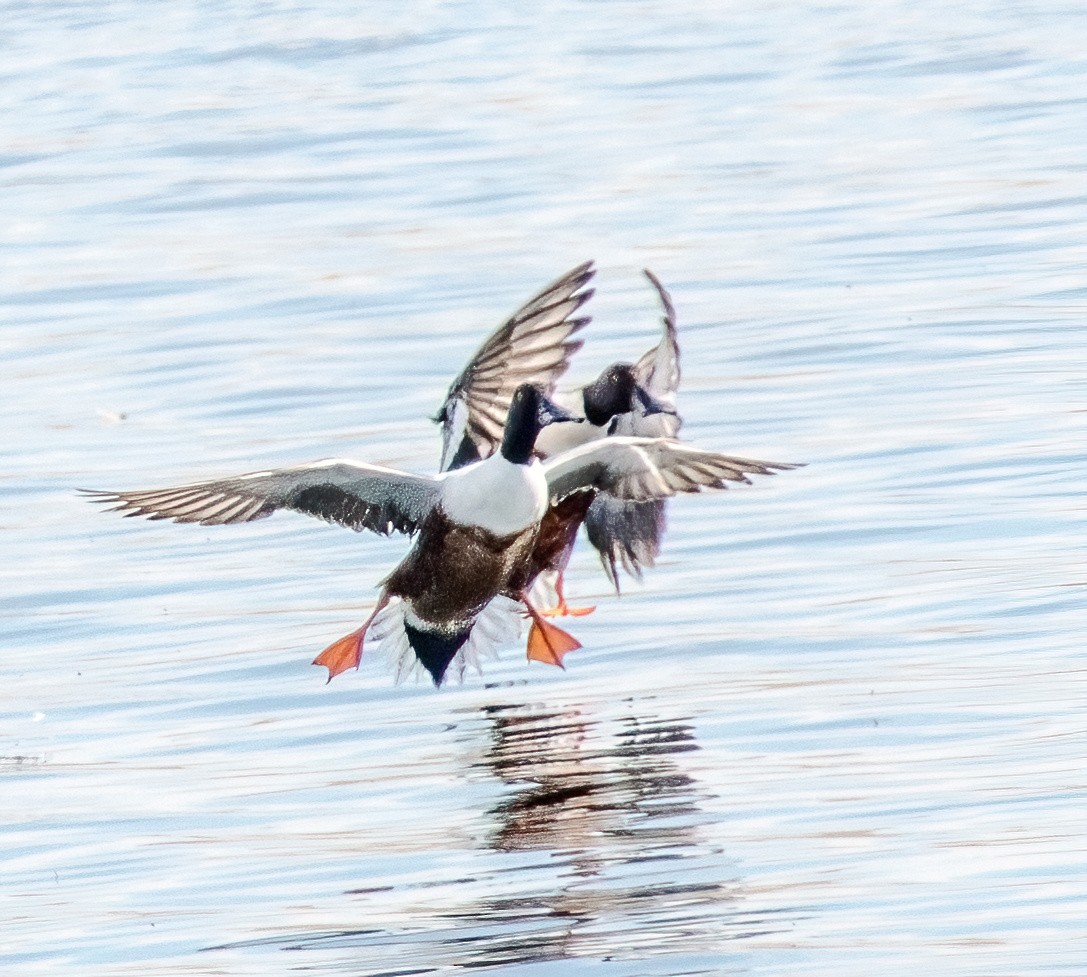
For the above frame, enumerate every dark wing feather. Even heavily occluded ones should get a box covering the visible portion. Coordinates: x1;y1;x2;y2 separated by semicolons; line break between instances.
82;459;440;535
584;497;667;589
437;261;595;471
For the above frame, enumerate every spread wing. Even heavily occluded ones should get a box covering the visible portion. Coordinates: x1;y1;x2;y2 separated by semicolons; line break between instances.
543;437;799;505
82;459;441;535
587;270;683;585
436;261;595;471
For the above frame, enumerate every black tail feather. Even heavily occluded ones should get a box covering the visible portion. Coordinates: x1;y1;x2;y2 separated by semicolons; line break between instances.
403;622;472;686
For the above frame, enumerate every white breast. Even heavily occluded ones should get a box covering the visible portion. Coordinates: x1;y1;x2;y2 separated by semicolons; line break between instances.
440;455;548;536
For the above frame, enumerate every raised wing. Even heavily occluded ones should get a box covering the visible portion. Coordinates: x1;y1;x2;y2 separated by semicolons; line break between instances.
436;261;595;471
629;269;681;414
587;269;683;585
543;437;799;505
82;459;441;535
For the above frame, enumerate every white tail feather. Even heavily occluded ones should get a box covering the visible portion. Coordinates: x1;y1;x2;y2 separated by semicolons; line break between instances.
364;595;525;686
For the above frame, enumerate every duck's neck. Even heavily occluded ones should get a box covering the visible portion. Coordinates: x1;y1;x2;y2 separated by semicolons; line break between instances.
500;402;539;465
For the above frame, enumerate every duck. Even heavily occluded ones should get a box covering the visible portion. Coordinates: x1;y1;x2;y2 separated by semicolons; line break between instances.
86;384;572;685
582;268;682;591
436;267;683;615
84;384;796;685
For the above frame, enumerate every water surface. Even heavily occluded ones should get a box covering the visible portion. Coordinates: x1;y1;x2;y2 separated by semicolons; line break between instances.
3;2;1085;975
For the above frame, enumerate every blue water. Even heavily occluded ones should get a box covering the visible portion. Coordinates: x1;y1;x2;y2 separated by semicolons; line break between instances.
3;2;1085;975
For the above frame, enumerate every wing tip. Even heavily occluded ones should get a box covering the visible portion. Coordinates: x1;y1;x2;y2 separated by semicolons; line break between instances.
569;259;596;285
642;267;676;326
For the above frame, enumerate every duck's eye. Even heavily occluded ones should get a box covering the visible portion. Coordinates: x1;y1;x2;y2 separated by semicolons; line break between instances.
432;408;447;425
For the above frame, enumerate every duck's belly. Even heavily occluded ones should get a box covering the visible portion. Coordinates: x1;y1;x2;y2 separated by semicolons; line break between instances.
384;511;535;628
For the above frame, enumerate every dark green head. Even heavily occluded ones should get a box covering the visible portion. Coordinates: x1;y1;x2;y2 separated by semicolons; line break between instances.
500;384;576;464
582;364;669;427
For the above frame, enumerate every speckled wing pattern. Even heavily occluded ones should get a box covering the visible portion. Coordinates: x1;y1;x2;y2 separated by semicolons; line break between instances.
436;261;595;471
584;269;683;587
543;437;798;506
81;460;441;535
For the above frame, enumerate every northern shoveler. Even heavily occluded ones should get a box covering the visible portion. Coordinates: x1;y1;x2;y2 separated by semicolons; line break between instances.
583;268;683;591
85;382;795;685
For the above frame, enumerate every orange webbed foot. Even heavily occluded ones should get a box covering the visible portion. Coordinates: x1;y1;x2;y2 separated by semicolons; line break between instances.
540;572;595;618
541;599;596;618
313;594;391;684
526;615;583;669
312;628;365;683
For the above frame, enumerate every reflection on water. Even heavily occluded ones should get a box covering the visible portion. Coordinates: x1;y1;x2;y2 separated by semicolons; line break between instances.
482;701;703;850
459;702;765;964
211;700;795;971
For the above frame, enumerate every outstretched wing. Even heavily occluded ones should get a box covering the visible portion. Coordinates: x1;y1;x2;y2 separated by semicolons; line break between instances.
543;437;799;505
586;269;683;585
82;459;441;535
436;261;595;471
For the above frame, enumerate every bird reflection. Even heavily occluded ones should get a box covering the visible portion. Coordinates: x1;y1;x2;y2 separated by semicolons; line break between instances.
204;700;794;971
480;701;703;854
424;699;778;967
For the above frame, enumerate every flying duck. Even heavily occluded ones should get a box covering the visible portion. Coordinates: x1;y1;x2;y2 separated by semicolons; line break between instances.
86;385;571;685
436;268;684;615
583;268;682;590
84;383;795;685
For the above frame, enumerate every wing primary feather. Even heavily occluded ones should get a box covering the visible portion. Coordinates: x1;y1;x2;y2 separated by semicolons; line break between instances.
436;262;596;470
83;461;441;535
545;437;799;504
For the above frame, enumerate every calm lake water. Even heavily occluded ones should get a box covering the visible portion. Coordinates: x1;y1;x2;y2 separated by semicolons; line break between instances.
3;2;1085;975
